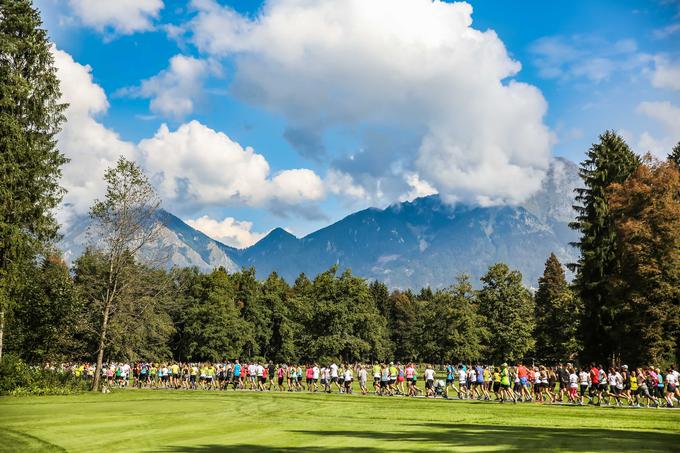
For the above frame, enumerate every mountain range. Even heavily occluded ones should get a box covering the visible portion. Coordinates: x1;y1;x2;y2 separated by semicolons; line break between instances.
60;157;582;289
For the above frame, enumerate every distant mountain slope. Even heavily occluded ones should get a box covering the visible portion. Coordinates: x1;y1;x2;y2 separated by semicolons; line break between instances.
237;157;580;288
59;210;239;273
60;157;581;288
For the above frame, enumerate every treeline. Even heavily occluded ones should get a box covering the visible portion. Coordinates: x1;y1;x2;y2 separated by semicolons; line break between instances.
5;253;555;366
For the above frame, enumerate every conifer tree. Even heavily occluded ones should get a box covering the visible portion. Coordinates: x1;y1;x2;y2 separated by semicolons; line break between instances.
569;131;639;363
0;0;68;360
534;253;581;361
669;142;680;167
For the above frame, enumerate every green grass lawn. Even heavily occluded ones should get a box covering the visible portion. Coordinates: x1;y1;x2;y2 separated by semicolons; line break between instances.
1;390;679;452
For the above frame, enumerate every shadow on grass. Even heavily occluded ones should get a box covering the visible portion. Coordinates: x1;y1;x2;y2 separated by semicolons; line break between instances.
161;423;680;452
0;428;66;452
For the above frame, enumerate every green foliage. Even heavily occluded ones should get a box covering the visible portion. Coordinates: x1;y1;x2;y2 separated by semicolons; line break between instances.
233;268;268;359
303;267;390;362
369;280;391;321
177;268;251;362
533;254;581;361
6;254;84;362
86;156;163;390
569;131;639;363
439;275;486;363
259;272;300;362
0;354;88;395
73;249;174;362
386;290;419;361
478;263;535;363
0;0;68;358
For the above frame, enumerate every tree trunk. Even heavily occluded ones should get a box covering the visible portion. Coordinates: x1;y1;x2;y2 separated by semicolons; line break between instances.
0;308;4;362
91;301;111;392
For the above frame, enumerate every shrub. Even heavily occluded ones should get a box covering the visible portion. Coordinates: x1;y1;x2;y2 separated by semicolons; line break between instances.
0;354;90;396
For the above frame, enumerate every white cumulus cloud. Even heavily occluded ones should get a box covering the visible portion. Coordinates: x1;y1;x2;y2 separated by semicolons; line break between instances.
138;120;325;213
53;47;325;225
636;101;680;157
119;55;220;119
52;46;135;225
185;215;266;248
651;56;680;91
67;0;163;35
400;173;437;203
189;0;553;206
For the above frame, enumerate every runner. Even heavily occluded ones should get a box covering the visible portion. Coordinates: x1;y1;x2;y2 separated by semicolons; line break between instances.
380;363;391;396
491;366;501;400
424;364;435;397
344;365;353;394
665;368;677;408
578;366;590;405
457;364;468;399
568;367;578;404
330;362;340;392
498;362;515;403
337;364;345;393
358;364;368;395
372;362;381;395
396;363;405;395
516;362;531;402
405;363;415;396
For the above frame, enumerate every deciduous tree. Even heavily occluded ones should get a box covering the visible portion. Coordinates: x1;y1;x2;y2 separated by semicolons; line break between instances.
478;263;535;363
608;156;680;365
86;157;162;390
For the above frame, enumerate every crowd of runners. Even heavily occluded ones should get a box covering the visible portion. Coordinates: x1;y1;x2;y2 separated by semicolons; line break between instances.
53;360;680;408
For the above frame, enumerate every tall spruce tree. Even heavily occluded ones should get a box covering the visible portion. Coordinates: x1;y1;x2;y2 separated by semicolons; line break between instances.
569;131;639;364
534;253;581;361
669;142;680;167
387;290;419;362
0;0;68;360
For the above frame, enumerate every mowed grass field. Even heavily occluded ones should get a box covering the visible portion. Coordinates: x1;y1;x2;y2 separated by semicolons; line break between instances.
1;390;679;452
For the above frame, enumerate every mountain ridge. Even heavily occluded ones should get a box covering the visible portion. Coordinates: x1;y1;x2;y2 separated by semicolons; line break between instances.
59;157;581;289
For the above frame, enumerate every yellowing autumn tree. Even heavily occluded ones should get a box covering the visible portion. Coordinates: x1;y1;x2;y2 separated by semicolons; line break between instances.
608;155;680;365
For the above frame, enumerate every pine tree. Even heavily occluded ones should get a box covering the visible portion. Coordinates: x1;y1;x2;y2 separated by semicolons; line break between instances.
388;290;419;362
534;253;581;361
569;131;639;364
369;280;391;320
478;263;535;363
0;0;68;361
7;253;83;363
669;142;680;167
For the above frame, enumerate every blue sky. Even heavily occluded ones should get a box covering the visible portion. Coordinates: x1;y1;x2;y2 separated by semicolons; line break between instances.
37;0;680;247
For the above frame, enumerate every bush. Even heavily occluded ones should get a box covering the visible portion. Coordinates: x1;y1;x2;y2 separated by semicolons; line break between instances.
0;354;90;396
